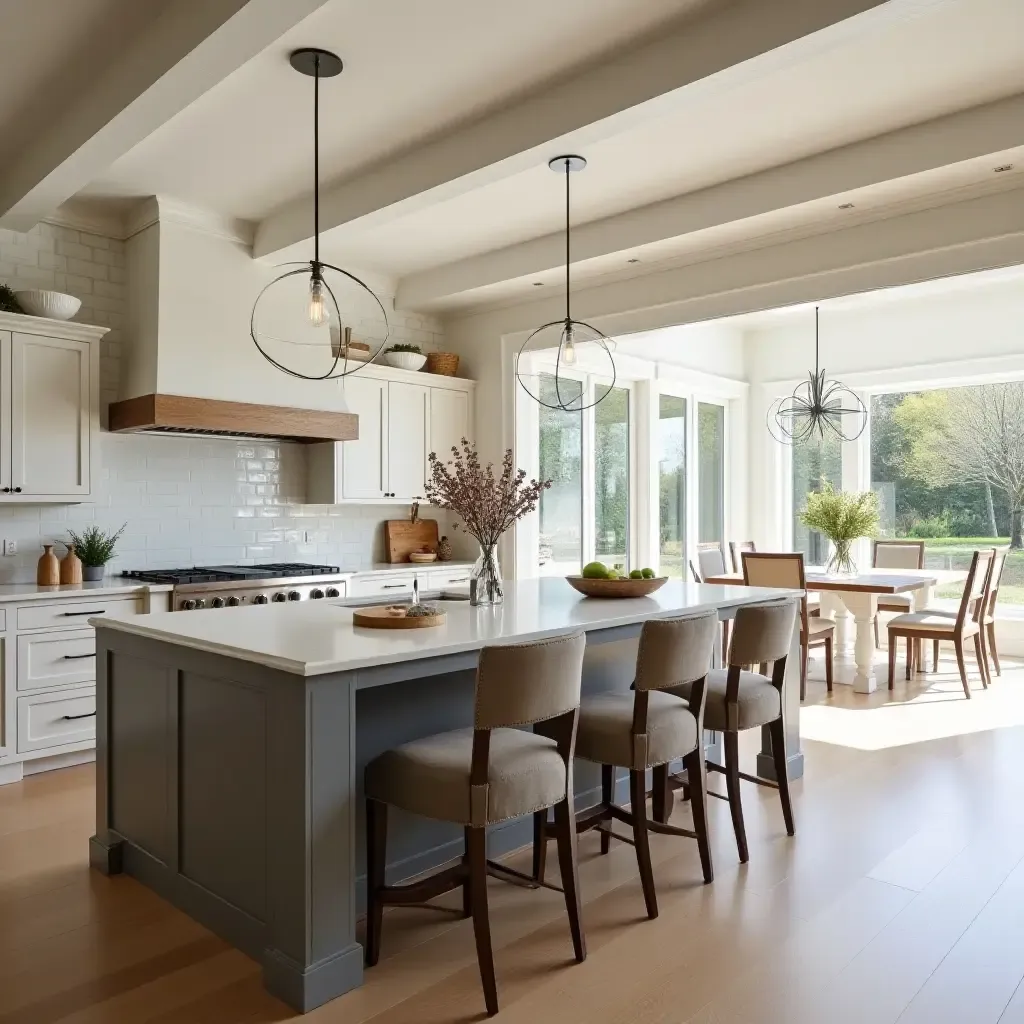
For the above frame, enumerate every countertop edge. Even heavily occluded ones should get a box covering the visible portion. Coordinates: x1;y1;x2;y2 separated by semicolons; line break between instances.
0;582;175;603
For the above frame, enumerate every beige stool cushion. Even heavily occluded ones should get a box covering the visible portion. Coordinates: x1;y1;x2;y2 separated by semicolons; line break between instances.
365;727;566;826
673;669;781;731
888;611;978;635
575;690;698;770
877;594;912;611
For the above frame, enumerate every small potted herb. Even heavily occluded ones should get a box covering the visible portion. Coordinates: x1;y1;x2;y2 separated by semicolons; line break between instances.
66;524;127;581
383;343;427;371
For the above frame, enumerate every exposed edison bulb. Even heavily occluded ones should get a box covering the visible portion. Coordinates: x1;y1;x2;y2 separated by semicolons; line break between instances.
562;327;577;366
308;275;328;327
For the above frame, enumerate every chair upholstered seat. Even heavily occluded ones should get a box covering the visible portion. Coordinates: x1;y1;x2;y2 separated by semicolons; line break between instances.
575;690;698;770
887;611;979;634
877;594;912;610
804;617;833;639
365;727;566;826
673;668;781;731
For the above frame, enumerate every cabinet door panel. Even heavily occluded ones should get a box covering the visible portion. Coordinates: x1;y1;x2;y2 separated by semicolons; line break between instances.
10;333;90;496
429;389;469;465
0;332;10;493
387;382;428;500
340;376;387;499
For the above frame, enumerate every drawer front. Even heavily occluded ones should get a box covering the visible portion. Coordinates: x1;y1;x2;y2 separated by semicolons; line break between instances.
16;596;141;632
17;628;96;692
423;569;472;591
17;686;96;752
350;574;415;598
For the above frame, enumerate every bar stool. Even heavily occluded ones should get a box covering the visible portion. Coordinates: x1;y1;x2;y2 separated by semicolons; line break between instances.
668;600;799;864
363;632;587;1017
536;611;718;919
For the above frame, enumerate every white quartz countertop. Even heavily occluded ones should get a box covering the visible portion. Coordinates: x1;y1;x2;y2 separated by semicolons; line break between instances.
92;577;799;677
0;579;174;603
358;561;475;574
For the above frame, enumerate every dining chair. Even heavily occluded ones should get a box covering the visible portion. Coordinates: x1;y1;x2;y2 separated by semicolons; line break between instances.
886;548;994;699
741;551;833;699
696;541;728;580
982;549;1006;679
364;632;587;1016
689;560;702;584
729;540;756;573
872;539;926;648
667;600;800;863
535;612;718;919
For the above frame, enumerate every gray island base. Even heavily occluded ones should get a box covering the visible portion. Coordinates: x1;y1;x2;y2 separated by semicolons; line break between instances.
89;578;802;1012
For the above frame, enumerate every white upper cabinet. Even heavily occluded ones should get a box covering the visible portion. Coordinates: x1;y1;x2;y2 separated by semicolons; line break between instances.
308;366;474;504
0;315;105;503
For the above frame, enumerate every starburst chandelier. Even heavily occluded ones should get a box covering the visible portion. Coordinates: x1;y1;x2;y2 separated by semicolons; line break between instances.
767;306;867;444
515;155;616;412
250;48;389;380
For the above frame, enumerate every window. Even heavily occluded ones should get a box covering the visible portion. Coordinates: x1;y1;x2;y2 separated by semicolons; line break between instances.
537;374;582;576
658;395;687;578
792;432;841;565
594;387;630;569
697;402;725;545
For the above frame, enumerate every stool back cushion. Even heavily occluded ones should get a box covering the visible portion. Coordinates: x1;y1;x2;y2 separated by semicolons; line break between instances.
475;631;586;729
873;540;925;569
729;600;799;667
634;611;718;692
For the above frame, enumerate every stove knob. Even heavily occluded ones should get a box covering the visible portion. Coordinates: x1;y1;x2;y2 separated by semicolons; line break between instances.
326;587;340;598
310;588;325;599
253;594;269;605
288;590;301;601
227;596;241;607
273;592;288;602
212;597;225;608
181;599;196;610
194;599;206;609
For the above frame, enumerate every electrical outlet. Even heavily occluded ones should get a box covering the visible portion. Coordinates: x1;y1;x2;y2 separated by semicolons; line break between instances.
3;539;17;556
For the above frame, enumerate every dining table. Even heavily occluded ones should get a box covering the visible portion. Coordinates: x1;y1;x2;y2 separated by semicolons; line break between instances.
701;566;969;693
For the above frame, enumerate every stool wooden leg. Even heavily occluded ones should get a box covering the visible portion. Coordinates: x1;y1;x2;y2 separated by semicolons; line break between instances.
651;764;670;824
467;827;498;1016
769;717;795;837
629;769;658;919
973;633;990;688
988;621;1002;677
463;827;473;918
724;732;748;863
953;637;971;699
532;811;548;884
888;635;897;690
600;764;613;855
365;798;387;967
553;797;586;961
682;749;713;884
905;637;913;680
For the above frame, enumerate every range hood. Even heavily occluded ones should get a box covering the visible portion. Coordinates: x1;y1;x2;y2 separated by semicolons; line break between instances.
109;394;358;443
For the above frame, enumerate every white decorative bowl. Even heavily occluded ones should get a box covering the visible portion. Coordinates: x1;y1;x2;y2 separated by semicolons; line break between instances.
383;351;427;371
15;290;81;321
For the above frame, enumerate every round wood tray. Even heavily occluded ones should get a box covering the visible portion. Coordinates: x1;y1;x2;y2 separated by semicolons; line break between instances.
565;575;668;598
352;605;446;629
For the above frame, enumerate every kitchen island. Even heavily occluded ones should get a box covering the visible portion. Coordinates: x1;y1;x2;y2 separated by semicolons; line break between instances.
89;578;802;1012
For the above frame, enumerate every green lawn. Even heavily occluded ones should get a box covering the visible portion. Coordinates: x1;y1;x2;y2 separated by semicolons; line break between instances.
916;537;1023;603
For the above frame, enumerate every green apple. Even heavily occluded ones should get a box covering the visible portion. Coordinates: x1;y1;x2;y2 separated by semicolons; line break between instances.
582;561;609;579
641;568;655;579
629;569;644;579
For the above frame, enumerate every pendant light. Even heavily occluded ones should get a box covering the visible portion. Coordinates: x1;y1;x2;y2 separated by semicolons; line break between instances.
515;155;616;412
250;48;389;380
767;306;867;444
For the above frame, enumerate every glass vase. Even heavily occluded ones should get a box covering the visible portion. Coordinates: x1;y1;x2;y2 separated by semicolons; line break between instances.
826;539;857;576
471;543;503;606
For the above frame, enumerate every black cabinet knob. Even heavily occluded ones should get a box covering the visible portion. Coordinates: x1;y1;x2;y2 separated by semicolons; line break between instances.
13;487;22;493
1;487;9;493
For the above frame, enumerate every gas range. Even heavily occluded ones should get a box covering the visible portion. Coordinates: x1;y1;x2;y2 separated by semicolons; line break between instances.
121;563;352;611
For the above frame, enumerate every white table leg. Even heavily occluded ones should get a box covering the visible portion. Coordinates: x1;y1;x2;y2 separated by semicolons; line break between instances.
837;591;880;693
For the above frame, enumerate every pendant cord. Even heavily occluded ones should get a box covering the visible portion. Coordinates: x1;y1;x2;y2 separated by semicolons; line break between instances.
814;305;819;376
564;158;571;322
313;53;320;267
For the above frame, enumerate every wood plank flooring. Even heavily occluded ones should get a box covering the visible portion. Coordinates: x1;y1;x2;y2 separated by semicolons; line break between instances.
4;652;1024;1023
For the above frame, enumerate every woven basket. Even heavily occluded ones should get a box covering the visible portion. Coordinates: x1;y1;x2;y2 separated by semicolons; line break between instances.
426;351;460;376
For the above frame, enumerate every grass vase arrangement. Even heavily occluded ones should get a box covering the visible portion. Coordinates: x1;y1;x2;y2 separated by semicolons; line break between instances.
425;439;550;606
799;483;879;576
66;524;126;581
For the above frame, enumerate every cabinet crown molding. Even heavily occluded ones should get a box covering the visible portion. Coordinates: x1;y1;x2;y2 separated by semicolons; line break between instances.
0;312;108;343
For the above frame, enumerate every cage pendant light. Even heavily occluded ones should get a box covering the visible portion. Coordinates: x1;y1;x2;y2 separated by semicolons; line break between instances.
250;48;389;380
515;155;616;412
767;306;867;445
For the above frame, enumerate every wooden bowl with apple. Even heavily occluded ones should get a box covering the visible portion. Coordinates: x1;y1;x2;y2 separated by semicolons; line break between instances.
565;562;667;598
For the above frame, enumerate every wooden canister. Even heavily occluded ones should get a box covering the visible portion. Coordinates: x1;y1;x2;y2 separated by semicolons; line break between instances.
60;544;83;585
37;544;60;586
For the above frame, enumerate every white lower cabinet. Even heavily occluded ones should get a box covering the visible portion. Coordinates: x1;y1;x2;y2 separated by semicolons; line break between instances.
17;686;96;753
17;629;96;691
349;574;416;599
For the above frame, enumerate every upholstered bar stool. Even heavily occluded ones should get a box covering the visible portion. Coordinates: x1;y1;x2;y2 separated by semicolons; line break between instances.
364;632;587;1016
670;600;800;864
535;611;718;920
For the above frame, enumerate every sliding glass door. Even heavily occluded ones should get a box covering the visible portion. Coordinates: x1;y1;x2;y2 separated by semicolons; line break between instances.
697;401;726;546
595;386;630;570
537;374;583;576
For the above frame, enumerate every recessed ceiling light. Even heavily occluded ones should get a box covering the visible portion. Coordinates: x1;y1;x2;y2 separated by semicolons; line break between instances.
838;202;855;210
627;258;641;264
994;164;1014;173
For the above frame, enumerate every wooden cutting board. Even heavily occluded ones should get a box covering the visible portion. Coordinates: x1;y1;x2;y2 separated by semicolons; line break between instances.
385;518;439;563
352;605;446;629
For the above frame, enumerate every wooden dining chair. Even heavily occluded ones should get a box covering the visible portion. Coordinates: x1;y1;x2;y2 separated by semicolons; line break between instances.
886;548;994;699
689;560;702;584
364;632;587;1016
729;540;756;573
872;539;926;648
982;549;1007;679
741;551;833;699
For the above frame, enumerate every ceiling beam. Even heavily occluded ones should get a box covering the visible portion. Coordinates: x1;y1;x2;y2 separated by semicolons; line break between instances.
254;0;900;259
395;92;1024;310
0;0;332;232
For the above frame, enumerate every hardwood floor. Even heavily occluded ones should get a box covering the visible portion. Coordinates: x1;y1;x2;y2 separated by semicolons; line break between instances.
4;653;1024;1023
